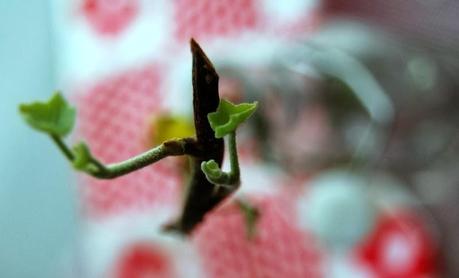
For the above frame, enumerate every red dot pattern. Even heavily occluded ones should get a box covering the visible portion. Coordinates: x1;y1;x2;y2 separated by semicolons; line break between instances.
76;65;181;216
81;0;138;36
193;196;323;278
357;210;439;277
173;0;259;41
116;242;174;278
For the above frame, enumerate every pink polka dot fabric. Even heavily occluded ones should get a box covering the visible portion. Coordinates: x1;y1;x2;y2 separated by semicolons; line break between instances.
81;0;139;36
60;1;325;275
70;0;321;217
193;195;323;278
75;65;182;216
55;1;439;277
173;0;259;41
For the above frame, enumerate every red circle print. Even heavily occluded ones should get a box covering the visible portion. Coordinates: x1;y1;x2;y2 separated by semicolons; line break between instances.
82;0;138;36
357;211;438;278
116;242;173;278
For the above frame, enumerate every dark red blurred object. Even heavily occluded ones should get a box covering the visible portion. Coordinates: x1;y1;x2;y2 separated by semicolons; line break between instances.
357;211;439;278
116;242;173;278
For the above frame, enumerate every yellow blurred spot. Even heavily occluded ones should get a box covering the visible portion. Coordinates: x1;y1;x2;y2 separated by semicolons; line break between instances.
148;114;195;146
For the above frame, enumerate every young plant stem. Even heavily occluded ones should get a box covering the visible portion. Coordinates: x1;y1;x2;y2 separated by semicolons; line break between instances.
40;39;239;235
227;131;240;184
50;135;74;161
98;140;190;178
201;131;240;186
87;138;198;179
51;135;198;179
167;39;227;234
228;131;241;182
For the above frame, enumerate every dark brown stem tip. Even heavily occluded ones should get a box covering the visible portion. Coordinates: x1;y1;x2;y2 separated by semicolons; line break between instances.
190;38;202;55
190;37;199;50
190;38;216;73
161;221;186;235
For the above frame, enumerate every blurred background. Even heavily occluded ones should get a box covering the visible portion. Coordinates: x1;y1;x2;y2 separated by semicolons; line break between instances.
0;2;78;278
1;0;458;277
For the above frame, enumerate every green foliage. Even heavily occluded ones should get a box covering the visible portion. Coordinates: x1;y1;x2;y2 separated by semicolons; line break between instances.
208;99;258;138
201;159;223;180
19;92;76;137
236;199;260;239
72;142;100;173
18;40;259;236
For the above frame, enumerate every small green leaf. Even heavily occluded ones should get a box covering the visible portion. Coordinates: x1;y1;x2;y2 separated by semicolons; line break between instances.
236;199;260;240
19;92;76;137
201;160;223;180
208;99;257;138
72;142;99;173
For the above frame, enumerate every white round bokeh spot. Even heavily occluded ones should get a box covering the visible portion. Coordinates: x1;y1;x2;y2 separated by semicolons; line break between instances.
297;170;377;249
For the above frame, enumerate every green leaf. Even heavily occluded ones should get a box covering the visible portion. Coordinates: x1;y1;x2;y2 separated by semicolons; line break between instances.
72;142;99;173
208;99;257;138
236;199;260;239
19;92;76;137
201;160;223;180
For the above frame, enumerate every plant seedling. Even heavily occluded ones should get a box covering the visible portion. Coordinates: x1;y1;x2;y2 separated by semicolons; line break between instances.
19;39;257;235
